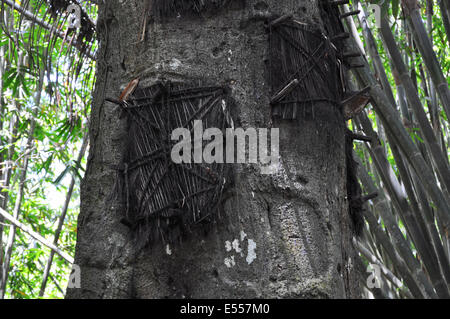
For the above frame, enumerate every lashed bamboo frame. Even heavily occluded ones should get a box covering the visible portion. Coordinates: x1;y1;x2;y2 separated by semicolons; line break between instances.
117;82;232;245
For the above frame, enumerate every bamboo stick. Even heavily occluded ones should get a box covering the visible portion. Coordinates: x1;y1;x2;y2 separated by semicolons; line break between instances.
425;1;442;150
356;5;450;285
401;0;450;120
39;131;89;297
353;238;409;294
357;159;437;298
439;0;450;47
356;112;450;297
0;62;45;298
0;8;7;291
0;207;74;264
379;17;450;195
347;41;450;237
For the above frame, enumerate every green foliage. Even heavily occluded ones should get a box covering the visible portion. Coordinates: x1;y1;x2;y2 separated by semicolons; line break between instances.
0;1;96;299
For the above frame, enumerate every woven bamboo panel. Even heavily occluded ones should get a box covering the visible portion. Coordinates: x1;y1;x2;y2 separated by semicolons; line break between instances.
118;82;232;244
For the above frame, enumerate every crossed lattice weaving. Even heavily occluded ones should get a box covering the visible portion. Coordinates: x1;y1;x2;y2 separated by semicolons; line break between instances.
118;82;232;244
269;18;345;119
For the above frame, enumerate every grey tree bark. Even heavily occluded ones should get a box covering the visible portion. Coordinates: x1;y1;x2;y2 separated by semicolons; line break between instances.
66;0;360;299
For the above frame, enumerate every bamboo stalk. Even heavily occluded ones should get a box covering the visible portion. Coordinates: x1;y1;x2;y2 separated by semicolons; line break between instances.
365;15;450;290
410;169;450;284
39;131;89;297
356;5;450;284
351;7;450;287
355;256;390;299
388;137;450;292
379;17;450;196
0;17;5;293
357;159;436;298
37;260;64;296
353;238;409;294
0;64;45;298
356;112;449;297
0;0;11;280
401;0;450;120
362;226;384;268
425;0;442;149
0;42;24;297
346;37;450;237
439;0;450;47
0;207;74;264
352;5;393;161
396;18;411;123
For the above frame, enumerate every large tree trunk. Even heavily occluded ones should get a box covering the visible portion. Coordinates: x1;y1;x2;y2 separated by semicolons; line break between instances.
66;0;360;299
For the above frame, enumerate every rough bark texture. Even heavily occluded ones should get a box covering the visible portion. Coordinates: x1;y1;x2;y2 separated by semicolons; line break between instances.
66;0;360;299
